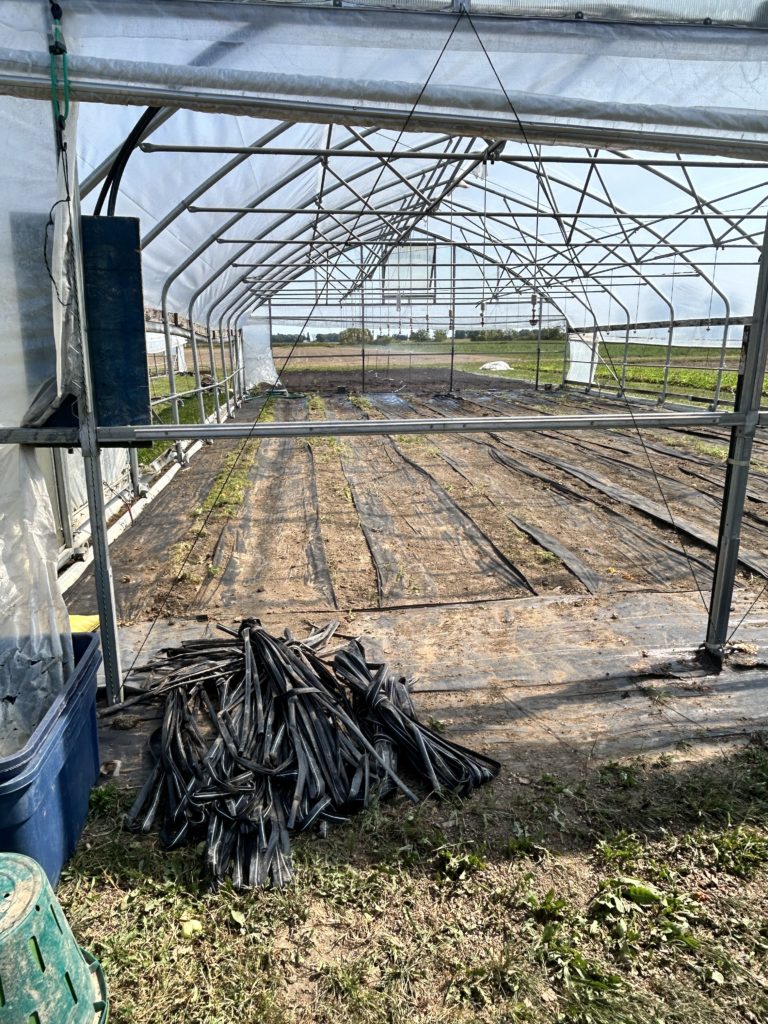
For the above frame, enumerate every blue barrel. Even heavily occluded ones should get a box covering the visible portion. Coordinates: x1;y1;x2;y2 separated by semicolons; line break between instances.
0;634;102;884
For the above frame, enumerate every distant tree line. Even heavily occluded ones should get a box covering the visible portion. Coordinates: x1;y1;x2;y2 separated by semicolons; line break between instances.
272;333;309;344
454;327;565;341
272;326;564;344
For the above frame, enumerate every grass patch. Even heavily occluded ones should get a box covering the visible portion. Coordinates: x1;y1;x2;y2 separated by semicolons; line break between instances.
195;440;259;519
349;394;373;414
392;434;439;455
677;825;768;879
688;441;729;461
660;434;730;462
192;396;274;518
167;539;198;583
446;947;527;1008
306;393;348;460
59;742;768;1023
595;364;746;399
308;435;348;461
139;374;222;466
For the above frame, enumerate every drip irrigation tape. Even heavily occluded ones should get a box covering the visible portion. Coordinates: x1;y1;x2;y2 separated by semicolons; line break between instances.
122;620;500;888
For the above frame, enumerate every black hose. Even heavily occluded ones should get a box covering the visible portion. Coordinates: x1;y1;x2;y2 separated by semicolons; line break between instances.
93;106;161;217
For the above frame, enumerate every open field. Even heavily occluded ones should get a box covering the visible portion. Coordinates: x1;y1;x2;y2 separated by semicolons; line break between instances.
272;341;752;404
65;374;768;1024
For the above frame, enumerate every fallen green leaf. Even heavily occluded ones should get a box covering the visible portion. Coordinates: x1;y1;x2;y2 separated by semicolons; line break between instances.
181;918;203;938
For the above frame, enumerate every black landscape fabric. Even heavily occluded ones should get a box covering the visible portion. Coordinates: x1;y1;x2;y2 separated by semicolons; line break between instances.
123;620;500;888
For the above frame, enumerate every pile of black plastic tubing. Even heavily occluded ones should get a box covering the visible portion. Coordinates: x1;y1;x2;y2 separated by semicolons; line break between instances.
124;620;500;888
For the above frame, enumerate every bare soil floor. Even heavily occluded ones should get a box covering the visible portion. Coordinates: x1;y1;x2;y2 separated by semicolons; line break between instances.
62;375;768;1024
67;373;768;775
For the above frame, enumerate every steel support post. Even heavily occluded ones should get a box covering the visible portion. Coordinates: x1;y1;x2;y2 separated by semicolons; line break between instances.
236;327;244;395
128;447;143;498
227;324;237;403
660;317;675;403
238;329;247;396
215;327;233;416
161;317;185;465
79;418;123;701
223;328;234;406
361;282;366;395
711;314;734;411
449;243;456;393
705;219;768;661
64;185;124;701
235;328;243;403
51;448;75;551
206;328;222;423
561;331;570;386
187;321;207;423
620;318;631;393
534;311;542;391
268;299;275;388
588;327;598;390
228;329;241;405
232;329;241;400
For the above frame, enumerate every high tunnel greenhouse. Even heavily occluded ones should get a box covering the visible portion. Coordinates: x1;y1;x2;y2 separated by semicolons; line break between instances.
2;0;768;733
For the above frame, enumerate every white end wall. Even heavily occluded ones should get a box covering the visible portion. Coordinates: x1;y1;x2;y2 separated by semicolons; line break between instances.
242;320;280;389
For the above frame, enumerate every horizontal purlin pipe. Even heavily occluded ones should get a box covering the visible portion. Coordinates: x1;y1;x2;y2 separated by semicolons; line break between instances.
141;146;768;169
578;315;751;333
196;211;765;221
226;241;760;249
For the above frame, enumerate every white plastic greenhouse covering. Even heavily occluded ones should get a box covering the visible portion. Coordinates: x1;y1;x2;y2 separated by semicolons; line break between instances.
566;336;599;386
146;330;188;373
242;321;281;390
2;0;768;740
0;95;74;753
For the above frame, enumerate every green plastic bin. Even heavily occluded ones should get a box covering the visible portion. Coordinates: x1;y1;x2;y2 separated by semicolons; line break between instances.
0;852;108;1022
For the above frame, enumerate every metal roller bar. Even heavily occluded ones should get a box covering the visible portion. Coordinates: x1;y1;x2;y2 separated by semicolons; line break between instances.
7;69;768;159
4;411;764;449
90;410;748;445
229;241;760;251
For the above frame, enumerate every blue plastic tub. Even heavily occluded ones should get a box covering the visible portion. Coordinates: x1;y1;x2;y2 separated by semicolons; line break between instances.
0;633;101;885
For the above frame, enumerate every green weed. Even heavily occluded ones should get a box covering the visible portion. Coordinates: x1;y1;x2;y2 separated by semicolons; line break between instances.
599;762;641;790
446;946;526;1007
308;394;327;416
680;825;768;878
523;888;571;924
434;846;487;882
195;439;259;518
349;394;373;413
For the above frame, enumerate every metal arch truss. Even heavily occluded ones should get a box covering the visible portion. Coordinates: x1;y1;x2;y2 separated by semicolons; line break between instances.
41;113;768;698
